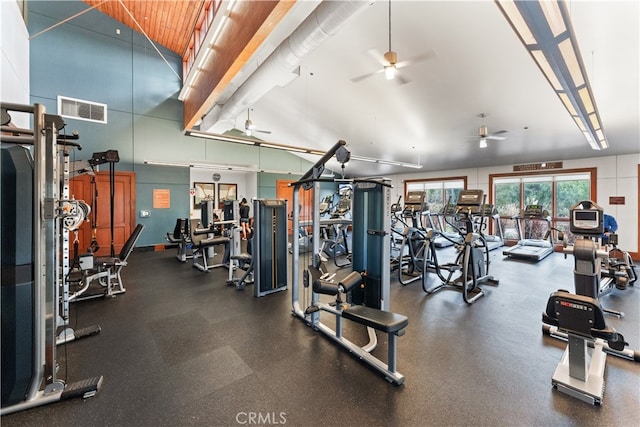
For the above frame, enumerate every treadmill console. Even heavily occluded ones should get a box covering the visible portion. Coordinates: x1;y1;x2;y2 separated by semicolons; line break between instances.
523;204;547;219
480;203;496;216
570;205;604;236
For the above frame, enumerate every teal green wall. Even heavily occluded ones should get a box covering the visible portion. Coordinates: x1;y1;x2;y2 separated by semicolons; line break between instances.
27;0;315;247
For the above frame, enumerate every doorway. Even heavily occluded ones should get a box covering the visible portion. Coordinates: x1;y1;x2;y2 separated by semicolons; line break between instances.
276;179;313;235
69;171;136;256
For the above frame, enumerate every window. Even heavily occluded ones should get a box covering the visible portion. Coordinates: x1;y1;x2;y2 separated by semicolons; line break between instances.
405;177;466;214
491;169;595;243
494;178;521;239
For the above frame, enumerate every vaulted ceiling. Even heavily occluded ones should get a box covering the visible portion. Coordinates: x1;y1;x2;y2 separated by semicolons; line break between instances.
81;0;639;177
82;0;204;56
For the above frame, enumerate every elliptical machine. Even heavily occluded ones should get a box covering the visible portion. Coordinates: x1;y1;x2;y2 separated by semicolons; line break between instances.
395;191;429;285
422;189;499;304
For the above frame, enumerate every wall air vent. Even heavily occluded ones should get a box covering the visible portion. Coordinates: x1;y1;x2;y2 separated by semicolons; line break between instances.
57;96;107;123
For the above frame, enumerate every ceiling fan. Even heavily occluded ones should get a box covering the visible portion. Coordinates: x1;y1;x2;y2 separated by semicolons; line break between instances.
244;108;271;137
351;0;436;85
473;113;507;148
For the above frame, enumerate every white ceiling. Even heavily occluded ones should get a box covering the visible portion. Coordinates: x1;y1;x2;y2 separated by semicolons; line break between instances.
211;1;639;177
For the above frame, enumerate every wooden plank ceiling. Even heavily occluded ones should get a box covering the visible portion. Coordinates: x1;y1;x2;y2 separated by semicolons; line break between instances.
82;0;205;56
82;0;296;130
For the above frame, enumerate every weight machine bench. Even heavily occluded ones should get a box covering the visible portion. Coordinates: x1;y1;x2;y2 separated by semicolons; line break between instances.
190;219;230;272
311;271;409;384
228;230;253;290
68;224;145;302
542;290;630;405
166;218;192;262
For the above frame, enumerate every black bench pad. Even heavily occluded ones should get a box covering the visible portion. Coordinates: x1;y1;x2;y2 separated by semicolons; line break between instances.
342;305;408;334
197;236;229;248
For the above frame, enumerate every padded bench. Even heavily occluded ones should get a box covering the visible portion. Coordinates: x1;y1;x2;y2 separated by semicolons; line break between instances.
342;305;408;335
341;304;408;378
191;220;231;271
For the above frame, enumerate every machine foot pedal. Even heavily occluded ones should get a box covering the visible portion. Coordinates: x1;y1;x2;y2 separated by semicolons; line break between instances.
61;376;103;400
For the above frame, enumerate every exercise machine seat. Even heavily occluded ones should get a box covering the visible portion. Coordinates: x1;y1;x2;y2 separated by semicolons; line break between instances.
542;290;626;351
191;224;230;248
166;218;189;243
342;305;408;334
94;224;144;265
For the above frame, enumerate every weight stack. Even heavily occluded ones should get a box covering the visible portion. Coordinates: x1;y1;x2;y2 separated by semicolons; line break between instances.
253;199;288;297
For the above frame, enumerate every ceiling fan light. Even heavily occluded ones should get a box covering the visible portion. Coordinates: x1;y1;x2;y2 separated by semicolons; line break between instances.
385;65;396;80
479;138;488;148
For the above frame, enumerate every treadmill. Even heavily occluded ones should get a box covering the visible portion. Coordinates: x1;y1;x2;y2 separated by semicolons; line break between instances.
503;204;554;261
432;204;464;248
475;204;504;251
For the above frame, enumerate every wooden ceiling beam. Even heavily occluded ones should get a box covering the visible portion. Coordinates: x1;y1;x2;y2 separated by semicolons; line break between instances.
182;0;296;130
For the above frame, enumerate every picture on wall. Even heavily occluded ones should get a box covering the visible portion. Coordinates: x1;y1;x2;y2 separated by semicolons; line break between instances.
194;182;215;209
218;183;237;208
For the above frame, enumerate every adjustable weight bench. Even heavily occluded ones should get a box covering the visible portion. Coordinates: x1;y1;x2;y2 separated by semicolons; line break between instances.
311;271;409;384
70;224;145;301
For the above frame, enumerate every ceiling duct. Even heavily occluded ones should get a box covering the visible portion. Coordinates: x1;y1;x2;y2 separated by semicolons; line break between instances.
200;0;373;133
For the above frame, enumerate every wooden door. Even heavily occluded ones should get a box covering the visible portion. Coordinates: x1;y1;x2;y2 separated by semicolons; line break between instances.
276;180;313;235
69;171;136;257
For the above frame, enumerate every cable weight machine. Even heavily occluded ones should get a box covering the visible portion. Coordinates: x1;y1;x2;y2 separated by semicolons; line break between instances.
1;102;102;415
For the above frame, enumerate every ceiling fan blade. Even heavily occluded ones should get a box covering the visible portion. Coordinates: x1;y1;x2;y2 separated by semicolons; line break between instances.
487;135;507;141
365;48;387;66
255;129;272;134
395;48;437;69
351;68;384;83
491;129;508;135
395;72;410;85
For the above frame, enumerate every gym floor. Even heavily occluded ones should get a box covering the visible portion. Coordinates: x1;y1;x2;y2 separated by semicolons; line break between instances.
3;245;639;426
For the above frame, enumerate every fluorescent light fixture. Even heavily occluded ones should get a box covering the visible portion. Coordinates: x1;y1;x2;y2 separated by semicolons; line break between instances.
143;160;192;168
350;154;423;169
145;159;333;177
185;130;256;145
197;47;213;69
260;142;308;154
179;1;234;100
495;0;608;150
209;15;228;48
186;129;331;156
185;130;422;169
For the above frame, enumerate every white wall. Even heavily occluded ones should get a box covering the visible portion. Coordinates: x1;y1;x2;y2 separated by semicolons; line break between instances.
189;168;257;219
390;153;640;252
1;0;30;124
